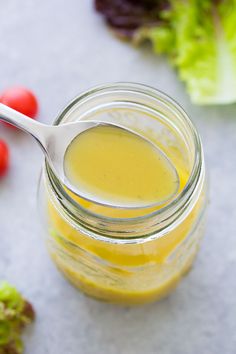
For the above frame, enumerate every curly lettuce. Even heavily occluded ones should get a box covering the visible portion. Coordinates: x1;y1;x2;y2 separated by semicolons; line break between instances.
0;282;35;354
95;0;236;105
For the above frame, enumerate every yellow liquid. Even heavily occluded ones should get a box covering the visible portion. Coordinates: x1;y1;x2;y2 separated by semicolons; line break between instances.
47;124;205;305
64;126;179;207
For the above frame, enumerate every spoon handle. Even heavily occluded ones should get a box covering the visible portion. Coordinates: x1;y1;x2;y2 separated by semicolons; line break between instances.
0;103;49;153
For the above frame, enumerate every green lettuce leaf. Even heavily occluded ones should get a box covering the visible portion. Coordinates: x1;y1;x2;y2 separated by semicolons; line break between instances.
96;0;236;105
0;282;35;354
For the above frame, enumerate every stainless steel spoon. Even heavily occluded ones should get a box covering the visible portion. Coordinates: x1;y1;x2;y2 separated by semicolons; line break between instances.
0;103;179;209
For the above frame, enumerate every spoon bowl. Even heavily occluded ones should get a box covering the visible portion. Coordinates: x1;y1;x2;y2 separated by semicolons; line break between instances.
0;103;179;209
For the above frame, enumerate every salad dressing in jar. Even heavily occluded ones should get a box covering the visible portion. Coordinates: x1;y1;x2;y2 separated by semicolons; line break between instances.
38;83;207;305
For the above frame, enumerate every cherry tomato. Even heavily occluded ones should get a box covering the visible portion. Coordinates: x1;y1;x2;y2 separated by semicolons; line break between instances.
0;87;38;128
0;139;9;176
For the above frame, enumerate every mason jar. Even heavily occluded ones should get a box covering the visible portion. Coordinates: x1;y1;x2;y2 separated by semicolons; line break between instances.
37;83;207;305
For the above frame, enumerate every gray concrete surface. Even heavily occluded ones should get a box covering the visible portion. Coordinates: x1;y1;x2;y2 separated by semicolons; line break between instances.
0;1;235;353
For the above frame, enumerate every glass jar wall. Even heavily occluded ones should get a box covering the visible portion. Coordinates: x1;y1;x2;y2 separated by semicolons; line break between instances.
38;83;207;305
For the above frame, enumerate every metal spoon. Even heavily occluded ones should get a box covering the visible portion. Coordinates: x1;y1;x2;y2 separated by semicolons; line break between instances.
0;103;179;209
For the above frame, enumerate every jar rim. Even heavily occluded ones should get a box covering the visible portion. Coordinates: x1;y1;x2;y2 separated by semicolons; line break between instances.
45;82;204;237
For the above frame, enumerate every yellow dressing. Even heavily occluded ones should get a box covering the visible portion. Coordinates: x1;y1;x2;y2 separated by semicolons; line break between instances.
46;121;206;305
64;125;179;207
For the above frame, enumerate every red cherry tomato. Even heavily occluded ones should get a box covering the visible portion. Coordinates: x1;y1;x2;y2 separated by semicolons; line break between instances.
0;139;9;176
0;87;38;128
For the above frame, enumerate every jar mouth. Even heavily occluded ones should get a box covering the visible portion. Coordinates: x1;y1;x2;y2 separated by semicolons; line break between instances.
45;82;203;233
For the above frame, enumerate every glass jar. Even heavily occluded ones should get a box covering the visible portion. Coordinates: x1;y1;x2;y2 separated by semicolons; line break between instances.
38;83;207;305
